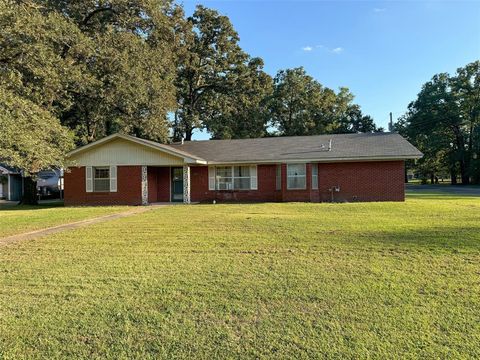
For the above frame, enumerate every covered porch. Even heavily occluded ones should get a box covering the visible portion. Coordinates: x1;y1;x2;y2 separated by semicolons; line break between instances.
143;165;191;205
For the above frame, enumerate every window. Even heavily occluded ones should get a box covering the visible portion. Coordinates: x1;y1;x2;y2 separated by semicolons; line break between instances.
215;166;233;190
215;166;254;190
287;164;306;189
312;164;318;189
94;167;110;192
233;166;251;190
276;165;281;190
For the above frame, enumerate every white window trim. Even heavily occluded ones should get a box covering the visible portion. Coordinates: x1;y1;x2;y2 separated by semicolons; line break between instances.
208;166;215;191
312;163;318;190
213;165;257;191
287;163;307;190
275;165;281;190
93;166;111;192
86;166;93;193
109;165;117;192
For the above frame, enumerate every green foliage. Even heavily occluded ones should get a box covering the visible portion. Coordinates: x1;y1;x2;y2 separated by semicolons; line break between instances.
0;88;74;175
173;5;273;141
269;67;379;136
398;61;480;184
1;0;378;152
1;0;178;145
204;57;273;139
0;198;479;357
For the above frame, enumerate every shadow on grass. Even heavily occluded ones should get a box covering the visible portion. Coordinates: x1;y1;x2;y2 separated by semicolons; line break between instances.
0;202;65;211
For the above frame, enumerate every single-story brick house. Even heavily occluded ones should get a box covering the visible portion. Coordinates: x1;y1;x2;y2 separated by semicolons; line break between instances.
64;132;422;205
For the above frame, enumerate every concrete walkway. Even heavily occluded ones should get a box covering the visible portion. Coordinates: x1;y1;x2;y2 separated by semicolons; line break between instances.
0;205;163;247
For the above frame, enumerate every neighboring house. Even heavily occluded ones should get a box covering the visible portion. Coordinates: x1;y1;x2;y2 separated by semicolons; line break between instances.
64;132;422;205
37;169;63;198
0;164;22;201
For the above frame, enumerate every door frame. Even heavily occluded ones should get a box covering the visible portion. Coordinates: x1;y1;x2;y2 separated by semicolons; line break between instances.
170;167;184;202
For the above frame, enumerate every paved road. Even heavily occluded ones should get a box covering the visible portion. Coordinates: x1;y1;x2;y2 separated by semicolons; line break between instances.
406;184;480;196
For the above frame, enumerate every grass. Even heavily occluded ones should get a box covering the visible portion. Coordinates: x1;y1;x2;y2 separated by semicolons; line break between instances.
0;203;128;237
0;196;479;358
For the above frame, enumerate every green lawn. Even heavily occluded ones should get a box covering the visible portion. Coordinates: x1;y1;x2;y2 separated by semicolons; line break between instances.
0;203;128;237
1;196;479;358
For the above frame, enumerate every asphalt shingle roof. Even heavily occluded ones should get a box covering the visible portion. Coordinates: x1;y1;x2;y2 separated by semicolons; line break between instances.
168;132;422;163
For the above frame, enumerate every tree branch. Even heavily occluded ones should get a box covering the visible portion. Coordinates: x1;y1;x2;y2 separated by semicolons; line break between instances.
82;6;117;27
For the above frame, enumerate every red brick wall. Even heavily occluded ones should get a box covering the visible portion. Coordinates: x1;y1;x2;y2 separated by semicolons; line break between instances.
190;165;280;203
156;167;170;202
317;161;405;202
147;167;158;203
190;161;404;203
64;166;142;206
280;163;320;202
147;167;171;203
65;161;405;205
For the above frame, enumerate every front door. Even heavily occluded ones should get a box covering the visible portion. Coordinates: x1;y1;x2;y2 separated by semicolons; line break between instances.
171;167;184;202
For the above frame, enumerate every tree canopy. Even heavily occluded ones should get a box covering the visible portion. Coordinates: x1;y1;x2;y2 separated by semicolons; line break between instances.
0;0;381;200
396;61;480;184
1;0;179;146
172;6;274;141
0;88;74;175
269;67;380;136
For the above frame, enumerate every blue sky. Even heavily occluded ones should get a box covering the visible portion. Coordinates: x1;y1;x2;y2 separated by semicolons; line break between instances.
182;0;480;140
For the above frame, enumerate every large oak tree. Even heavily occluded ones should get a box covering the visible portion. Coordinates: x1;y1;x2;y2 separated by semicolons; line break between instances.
173;5;272;141
269;67;379;136
397;61;480;184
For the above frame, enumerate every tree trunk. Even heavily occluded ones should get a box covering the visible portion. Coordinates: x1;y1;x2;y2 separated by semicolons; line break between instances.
459;159;470;185
452;125;469;185
184;127;193;141
430;173;435;185
20;176;38;205
450;169;457;185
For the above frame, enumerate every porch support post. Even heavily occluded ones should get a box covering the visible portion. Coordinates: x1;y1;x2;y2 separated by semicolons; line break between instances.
141;165;148;205
183;165;191;204
7;174;11;201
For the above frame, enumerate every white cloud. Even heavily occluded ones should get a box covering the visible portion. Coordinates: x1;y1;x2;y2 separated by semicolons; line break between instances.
301;44;344;54
373;8;386;13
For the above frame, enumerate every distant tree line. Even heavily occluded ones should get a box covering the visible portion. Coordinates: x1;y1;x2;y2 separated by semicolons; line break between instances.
0;0;381;203
395;61;480;185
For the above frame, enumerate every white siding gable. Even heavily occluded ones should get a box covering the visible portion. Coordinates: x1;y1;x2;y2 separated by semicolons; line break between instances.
70;138;184;166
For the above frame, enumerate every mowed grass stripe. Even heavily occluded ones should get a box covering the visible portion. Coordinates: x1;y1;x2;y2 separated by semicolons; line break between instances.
0;204;129;238
0;199;479;358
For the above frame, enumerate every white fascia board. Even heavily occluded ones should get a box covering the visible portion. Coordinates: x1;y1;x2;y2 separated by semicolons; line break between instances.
0;166;10;174
185;158;207;165
0;165;19;174
204;154;422;165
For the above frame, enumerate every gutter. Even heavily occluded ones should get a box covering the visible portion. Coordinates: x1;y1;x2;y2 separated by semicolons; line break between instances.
203;154;423;165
